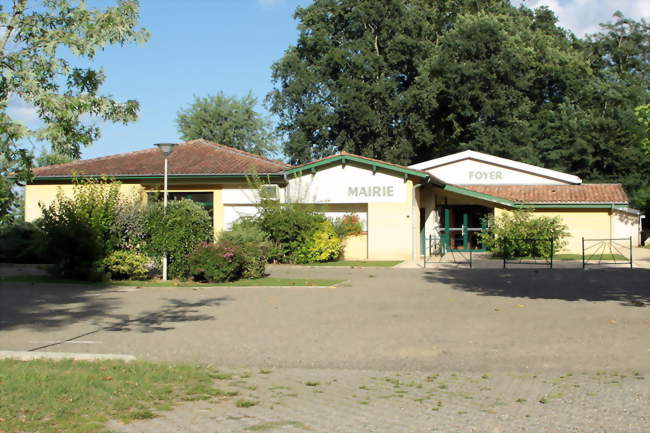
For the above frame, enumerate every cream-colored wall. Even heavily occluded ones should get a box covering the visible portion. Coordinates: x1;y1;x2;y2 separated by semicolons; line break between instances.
342;234;368;260
367;180;414;260
426;159;569;185
24;183;145;222
612;210;640;246
494;208;612;253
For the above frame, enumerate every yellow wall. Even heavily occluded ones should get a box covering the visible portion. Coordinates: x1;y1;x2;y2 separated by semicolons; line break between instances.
342;234;368;260
367;180;414;260
494;208;612;253
24;183;145;222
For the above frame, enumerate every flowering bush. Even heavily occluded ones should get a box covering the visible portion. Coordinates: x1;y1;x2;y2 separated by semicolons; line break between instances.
187;242;242;283
219;221;269;279
332;213;363;238
293;221;343;263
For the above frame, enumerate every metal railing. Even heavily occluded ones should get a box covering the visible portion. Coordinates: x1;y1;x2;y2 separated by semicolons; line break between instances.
501;237;554;269
582;237;633;269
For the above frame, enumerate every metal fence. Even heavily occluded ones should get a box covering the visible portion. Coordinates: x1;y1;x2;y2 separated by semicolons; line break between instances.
582;237;633;269
423;234;473;268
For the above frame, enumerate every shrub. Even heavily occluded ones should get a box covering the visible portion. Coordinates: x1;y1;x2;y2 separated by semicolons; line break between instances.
102;250;149;280
112;197;148;252
479;209;569;258
39;178;124;279
332;213;363;238
293;220;343;263
145;199;213;279
0;222;49;263
219;221;269;279
187;242;241;283
254;199;326;263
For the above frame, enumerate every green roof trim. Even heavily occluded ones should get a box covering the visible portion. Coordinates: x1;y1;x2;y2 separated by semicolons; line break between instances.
443;184;516;206
284;154;429;179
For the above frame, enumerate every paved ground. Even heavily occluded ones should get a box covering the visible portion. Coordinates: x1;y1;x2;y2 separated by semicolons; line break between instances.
1;264;649;432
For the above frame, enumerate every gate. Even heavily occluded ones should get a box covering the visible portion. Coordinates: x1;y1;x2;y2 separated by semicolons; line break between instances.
582;237;633;269
423;234;472;268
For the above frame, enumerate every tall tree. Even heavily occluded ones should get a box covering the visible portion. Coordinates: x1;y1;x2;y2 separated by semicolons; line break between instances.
269;1;650;210
176;92;277;157
0;0;148;176
0;0;147;223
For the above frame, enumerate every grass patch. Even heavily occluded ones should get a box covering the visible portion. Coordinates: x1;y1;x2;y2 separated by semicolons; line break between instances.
485;253;628;261
304;260;402;267
0;359;227;433
0;275;343;287
246;420;308;431
235;399;258;408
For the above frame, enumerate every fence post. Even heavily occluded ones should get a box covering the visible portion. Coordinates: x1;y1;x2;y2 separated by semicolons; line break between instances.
582;237;585;269
629;236;633;269
550;238;554;269
469;250;473;270
502;238;506;269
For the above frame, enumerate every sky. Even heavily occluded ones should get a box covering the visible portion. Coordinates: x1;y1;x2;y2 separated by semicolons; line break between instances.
7;0;650;160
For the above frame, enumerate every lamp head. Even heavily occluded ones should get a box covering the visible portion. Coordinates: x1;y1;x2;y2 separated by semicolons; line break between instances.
154;142;177;157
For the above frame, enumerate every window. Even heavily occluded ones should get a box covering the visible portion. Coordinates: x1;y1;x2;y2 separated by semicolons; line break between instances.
260;184;280;200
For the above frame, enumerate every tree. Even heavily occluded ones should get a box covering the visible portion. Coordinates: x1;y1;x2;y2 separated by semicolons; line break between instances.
268;1;650;211
35;147;75;167
0;0;148;185
176;92;277;156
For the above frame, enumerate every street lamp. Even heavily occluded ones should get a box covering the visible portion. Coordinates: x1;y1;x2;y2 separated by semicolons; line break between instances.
155;142;177;280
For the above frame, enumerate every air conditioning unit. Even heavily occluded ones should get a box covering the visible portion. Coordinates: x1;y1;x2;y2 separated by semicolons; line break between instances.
260;184;280;200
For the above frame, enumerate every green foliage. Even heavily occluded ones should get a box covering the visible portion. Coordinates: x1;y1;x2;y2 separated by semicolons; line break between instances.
176;92;277;156
113;197;148;252
0;222;48;263
254;199;327;263
219;221;269;279
332;214;363;238
635;104;650;157
102;250;148;280
39;178;125;279
479;209;569;259
35;148;75;167
293;221;343;264
144;200;213;279
187;242;241;283
0;0;148;184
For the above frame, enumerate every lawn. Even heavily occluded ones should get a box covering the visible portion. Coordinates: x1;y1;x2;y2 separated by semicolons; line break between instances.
306;260;402;267
0;276;344;287
485;253;628;261
0;359;233;433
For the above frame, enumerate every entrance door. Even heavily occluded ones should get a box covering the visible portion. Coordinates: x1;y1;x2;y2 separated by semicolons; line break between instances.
419;208;426;255
439;205;491;251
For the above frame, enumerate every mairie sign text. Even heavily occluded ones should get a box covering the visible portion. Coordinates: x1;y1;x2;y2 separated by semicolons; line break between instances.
348;186;395;197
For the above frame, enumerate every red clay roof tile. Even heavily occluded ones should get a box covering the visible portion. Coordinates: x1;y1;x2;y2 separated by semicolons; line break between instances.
460;184;628;204
31;139;289;178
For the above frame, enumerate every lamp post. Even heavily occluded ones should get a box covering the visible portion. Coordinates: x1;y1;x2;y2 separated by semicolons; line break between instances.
155;142;177;281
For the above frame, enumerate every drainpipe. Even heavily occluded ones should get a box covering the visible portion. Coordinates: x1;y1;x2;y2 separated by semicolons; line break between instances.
412;177;430;262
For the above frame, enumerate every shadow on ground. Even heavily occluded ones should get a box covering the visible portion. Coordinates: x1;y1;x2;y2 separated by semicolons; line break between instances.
0;283;230;332
424;268;650;307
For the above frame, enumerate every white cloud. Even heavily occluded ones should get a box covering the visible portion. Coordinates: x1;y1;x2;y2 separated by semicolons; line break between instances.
514;0;650;36
6;95;39;125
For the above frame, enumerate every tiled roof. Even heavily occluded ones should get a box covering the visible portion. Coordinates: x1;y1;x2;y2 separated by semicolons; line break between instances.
460;184;628;204
31;139;289;178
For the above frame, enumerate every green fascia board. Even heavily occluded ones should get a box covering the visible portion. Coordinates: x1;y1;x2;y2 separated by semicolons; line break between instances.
284;155;429;179
521;203;628;209
443;185;516;206
30;173;286;182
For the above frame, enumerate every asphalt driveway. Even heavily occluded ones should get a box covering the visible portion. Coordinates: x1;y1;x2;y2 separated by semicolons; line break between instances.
1;266;648;373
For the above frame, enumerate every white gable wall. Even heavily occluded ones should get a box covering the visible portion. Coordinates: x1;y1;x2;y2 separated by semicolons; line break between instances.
427;159;570;185
286;164;407;203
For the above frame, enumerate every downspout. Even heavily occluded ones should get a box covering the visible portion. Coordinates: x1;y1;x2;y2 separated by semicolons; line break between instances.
412;176;430;262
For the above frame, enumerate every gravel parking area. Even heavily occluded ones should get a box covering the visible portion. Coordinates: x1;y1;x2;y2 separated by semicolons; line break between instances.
1;265;649;432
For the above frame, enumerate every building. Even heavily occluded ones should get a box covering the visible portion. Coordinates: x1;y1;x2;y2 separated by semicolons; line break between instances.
25;139;642;261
